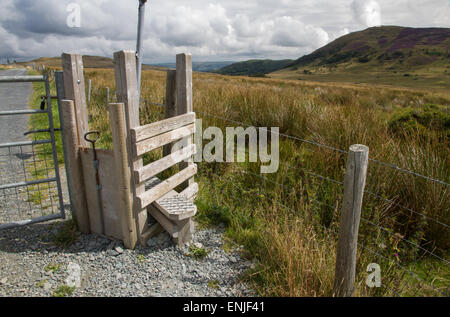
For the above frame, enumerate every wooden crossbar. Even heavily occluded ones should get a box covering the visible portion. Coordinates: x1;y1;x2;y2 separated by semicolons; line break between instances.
131;112;195;143
133;123;195;157
136;164;197;210
134;144;196;184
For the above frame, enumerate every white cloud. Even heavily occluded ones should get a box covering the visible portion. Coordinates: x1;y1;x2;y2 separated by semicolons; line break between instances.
351;0;382;27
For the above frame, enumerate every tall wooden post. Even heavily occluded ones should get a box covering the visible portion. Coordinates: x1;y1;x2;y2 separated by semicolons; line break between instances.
163;69;177;156
61;53;90;233
176;53;194;189
61;53;89;148
60;100;90;233
334;144;369;297
110;103;138;249
113;50;147;245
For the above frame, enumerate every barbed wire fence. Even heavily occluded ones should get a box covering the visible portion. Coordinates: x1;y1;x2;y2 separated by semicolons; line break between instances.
193;110;449;297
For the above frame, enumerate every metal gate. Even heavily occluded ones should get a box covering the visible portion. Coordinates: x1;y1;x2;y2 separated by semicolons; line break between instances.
0;74;65;229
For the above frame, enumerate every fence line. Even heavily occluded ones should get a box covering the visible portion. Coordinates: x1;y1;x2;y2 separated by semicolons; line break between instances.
196;110;450;187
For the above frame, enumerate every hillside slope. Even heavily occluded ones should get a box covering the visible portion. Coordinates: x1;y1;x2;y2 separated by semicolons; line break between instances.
216;59;294;76
271;26;450;90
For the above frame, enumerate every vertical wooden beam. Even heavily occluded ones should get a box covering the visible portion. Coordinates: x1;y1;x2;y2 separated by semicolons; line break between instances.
60;99;90;233
113;50;147;246
61;53;89;147
176;53;194;188
163;69;177;156
110;103;138;249
334;144;369;297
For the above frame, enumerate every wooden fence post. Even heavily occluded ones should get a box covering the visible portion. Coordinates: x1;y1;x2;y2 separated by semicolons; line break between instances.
176;53;194;189
163;69;177;156
87;79;92;103
60;99;90;233
110;103;138;249
113;50;147;245
61;53;89;148
106;87;110;109
334;144;369;297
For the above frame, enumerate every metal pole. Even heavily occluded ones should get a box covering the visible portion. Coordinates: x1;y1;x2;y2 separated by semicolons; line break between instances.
136;0;147;102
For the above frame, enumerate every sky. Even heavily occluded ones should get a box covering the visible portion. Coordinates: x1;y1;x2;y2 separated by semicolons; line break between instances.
0;0;449;63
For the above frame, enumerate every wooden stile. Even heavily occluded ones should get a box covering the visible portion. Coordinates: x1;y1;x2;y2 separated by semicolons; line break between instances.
131;112;195;143
136;164;197;210
134;123;195;157
134;144;196;184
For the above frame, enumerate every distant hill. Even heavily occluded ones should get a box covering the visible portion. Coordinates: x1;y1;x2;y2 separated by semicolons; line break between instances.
153;61;234;72
20;55;168;71
216;59;294;76
271;26;450;90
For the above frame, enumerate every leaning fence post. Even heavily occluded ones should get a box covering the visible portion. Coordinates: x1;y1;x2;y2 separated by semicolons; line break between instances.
334;144;369;297
60;99;90;233
110;102;138;249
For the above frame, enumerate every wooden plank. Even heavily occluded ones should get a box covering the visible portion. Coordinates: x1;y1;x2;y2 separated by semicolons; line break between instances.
163;70;177;156
113;50;147;246
137;164;197;210
134;144;196;184
334;144;369;297
60;100;90;234
80;148;123;239
148;205;177;237
141;223;164;242
172;218;192;246
180;182;198;201
134;123;195;157
61;53;89;147
110;103;138;249
176;53;194;189
131;112;195;143
153;195;197;221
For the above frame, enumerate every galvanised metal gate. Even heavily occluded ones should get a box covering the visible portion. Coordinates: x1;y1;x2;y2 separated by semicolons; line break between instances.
0;75;65;229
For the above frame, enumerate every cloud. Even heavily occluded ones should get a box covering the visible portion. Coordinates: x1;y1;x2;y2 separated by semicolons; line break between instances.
351;0;382;27
0;0;448;63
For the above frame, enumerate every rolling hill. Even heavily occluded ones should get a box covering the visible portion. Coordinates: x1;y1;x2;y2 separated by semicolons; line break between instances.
215;59;294;76
270;26;450;90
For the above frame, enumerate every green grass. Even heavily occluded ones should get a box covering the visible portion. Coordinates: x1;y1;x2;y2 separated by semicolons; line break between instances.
51;220;79;248
188;244;209;260
44;262;61;272
53;285;75;297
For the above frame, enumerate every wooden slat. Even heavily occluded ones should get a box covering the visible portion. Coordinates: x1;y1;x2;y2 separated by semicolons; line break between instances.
137;164;197;210
134;144;196;184
148;205;177;237
134;123;195;157
180;182;198;201
131;112;195;143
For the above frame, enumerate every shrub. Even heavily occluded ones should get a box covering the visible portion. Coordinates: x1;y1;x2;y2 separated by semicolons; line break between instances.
388;104;450;139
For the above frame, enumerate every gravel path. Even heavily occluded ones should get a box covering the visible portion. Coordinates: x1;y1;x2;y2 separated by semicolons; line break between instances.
0;68;255;297
0;221;255;297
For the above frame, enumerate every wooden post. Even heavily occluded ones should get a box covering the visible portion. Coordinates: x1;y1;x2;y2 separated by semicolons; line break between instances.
60;99;90;233
113;50;147;245
106;87;110;109
334;144;369;297
61;53;89;147
163;70;177;156
110;103;138;249
87;79;92;103
176;53;194;188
